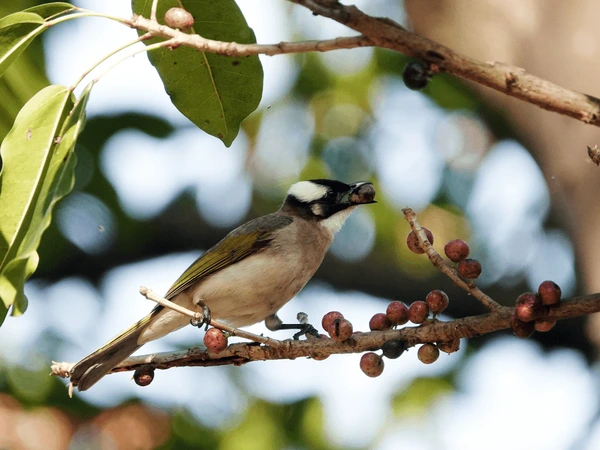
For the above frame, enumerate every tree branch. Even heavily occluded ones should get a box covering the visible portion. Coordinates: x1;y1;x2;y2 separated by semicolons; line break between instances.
402;208;502;312
290;0;600;127
51;293;600;380
129;14;373;56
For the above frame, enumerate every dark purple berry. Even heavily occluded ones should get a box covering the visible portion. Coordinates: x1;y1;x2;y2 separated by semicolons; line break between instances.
133;365;155;387
402;61;429;90
381;340;406;359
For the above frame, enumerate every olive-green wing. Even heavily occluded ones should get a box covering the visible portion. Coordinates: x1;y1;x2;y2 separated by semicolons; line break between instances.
164;214;293;299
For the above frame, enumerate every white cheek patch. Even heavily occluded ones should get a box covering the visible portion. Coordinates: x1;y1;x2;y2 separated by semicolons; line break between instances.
288;181;328;203
319;206;357;235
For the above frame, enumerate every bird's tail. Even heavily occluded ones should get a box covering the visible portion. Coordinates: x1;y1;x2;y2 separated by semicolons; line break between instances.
69;309;159;392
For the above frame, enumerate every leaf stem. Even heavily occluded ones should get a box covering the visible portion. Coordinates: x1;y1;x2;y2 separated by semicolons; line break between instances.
69;34;151;92
90;39;174;85
46;11;130;27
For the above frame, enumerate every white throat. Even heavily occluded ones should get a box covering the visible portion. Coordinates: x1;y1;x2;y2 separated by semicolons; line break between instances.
319;206;357;236
288;181;328;203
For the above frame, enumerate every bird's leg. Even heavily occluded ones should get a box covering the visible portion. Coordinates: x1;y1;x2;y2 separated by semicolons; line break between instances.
265;313;321;340
190;295;212;330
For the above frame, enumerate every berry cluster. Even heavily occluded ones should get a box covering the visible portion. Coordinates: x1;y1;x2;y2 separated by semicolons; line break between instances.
406;229;482;281
510;280;562;338
320;288;460;378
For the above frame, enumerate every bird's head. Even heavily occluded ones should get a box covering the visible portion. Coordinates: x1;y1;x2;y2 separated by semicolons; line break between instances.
281;179;376;234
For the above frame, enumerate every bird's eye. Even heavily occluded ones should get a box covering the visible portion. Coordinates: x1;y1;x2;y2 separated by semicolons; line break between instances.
325;191;337;200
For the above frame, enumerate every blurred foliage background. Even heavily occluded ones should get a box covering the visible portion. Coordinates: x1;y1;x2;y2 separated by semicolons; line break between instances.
1;0;600;449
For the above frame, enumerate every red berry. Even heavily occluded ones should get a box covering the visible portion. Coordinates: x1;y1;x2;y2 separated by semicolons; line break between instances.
437;338;460;354
164;7;195;29
369;313;392;331
322;311;344;332
204;328;228;353
386;301;409;325
133;365;155;387
510;314;535;338
417;343;439;364
408;301;429;324
444;239;470;262
515;292;544;322
457;258;482;279
360;352;385;377
312;352;329;361
534;319;557;332
537;280;561;306
426;290;449;314
328;318;353;341
406;228;434;254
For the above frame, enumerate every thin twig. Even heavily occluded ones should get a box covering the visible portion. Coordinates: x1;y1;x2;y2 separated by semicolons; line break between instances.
129;14;373;56
402;208;502;311
289;0;600;127
50;293;600;377
45;3;600;126
90;39;175;84
70;34;151;91
139;287;283;347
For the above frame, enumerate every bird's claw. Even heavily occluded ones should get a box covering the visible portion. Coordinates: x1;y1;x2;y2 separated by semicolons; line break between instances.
292;323;320;340
190;303;212;330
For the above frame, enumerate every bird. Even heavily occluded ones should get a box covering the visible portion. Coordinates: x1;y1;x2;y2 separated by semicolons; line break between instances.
69;179;376;391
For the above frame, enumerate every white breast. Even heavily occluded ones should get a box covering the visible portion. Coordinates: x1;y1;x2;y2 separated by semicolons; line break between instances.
194;249;319;326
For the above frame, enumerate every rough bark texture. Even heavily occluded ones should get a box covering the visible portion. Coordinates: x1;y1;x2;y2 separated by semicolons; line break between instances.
404;0;600;346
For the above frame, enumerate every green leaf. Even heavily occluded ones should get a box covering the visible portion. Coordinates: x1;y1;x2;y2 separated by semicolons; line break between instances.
23;2;77;19
0;83;90;321
0;11;46;79
132;0;263;147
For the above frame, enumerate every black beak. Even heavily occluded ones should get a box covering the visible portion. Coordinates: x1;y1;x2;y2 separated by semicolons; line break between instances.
348;181;376;205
